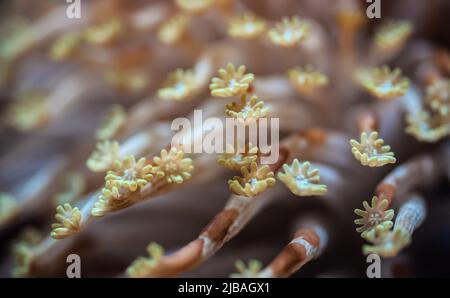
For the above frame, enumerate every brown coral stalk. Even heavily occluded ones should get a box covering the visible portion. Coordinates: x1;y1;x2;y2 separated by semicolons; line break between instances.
376;146;448;207
258;225;327;278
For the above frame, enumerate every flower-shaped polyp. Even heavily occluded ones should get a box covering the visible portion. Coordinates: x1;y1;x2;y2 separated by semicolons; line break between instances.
228;162;276;197
157;13;190;45
153;147;194;184
350;131;396;167
426;79;450;117
127;242;164;277
362;228;411;258
217;144;258;171
230;260;262;278
10;228;43;277
83;18;123;45
405;110;450;142
209;63;255;97
288;65;329;95
105;155;154;192
86;140;121;172
375;20;413;52
228;13;267;40
277;159;328;196
96;105;127;140
268;16;310;47
51;203;82;239
91;181;128;217
225;94;269;122
354;196;395;241
158;69;197;101
11;229;42;278
356;66;410;100
5;92;49;131
176;0;214;14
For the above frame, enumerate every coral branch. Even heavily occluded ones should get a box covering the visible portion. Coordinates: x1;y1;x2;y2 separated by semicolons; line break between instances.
375;149;446;207
231;225;327;278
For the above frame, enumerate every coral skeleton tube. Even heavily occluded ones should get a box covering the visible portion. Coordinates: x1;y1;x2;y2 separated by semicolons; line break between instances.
254;225;327;278
375;148;447;207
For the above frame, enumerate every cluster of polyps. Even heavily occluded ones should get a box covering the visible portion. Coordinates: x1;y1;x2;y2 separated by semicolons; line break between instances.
0;0;449;278
208;62;276;197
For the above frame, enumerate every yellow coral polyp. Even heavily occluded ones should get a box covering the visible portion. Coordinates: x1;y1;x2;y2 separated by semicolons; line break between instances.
230;259;262;278
228;162;276;197
86;140;120;172
405;110;450;142
228;13;267;40
0;192;17;224
158;68;197;101
268;16;310;47
375;20;413;52
426;79;450;117
11;228;43;278
105;155;154;192
127;242;164;278
277;159;328;196
11;243;33;277
354;196;395;241
49;31;81;61
91;181;126;217
157;13;190;45
225;94;269;122
217;144;258;171
350;131;396;167
288;65;329;95
356;66;410;100
153;147;194;184
362;228;411;258
5;92;49;131
84;18;123;45
96;105;127;140
209;63;255;97
51;203;82;239
175;0;214;14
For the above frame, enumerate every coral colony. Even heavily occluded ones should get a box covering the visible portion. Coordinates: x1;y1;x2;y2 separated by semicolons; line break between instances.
0;0;449;278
